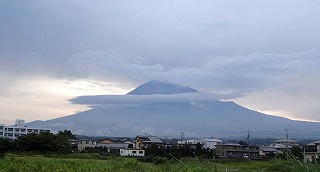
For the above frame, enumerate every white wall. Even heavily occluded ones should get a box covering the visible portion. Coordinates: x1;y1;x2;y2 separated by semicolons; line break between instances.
120;149;145;156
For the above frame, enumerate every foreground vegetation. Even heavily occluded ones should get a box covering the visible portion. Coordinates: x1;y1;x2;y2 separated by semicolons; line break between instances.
1;132;319;171
1;154;320;172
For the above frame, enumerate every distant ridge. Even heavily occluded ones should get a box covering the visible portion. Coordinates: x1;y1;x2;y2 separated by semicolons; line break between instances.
126;80;199;95
28;80;320;138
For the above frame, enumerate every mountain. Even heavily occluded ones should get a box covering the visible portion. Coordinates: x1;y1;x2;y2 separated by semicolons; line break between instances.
126;80;198;95
28;81;320;139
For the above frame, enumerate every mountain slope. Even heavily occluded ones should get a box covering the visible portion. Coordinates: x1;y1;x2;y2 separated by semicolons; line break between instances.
27;81;320;139
28;100;320;138
127;80;198;95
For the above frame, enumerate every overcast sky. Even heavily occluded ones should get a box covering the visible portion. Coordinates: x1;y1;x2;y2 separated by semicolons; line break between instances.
1;0;320;124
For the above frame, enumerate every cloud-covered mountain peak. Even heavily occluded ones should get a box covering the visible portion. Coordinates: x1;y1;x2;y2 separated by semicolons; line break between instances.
126;80;199;95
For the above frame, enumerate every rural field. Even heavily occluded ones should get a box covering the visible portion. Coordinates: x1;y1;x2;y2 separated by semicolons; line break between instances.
1;154;320;172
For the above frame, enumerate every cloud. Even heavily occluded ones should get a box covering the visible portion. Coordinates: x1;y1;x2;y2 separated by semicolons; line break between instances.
235;72;320;121
70;92;242;107
0;0;320;123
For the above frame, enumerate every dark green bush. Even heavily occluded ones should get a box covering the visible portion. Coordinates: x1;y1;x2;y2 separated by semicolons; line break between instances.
152;156;168;164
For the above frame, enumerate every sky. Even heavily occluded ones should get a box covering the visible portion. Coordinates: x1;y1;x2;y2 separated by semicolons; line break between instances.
1;0;320;124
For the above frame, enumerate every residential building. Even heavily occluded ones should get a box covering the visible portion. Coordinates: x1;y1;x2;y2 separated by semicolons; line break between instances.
203;139;223;149
0;119;51;140
162;139;179;148
135;135;164;149
94;139;130;153
304;140;320;162
259;146;278;156
177;138;222;149
0;124;4;138
120;149;145;157
177;139;200;149
78;139;94;151
215;143;260;158
273;139;299;148
124;141;135;148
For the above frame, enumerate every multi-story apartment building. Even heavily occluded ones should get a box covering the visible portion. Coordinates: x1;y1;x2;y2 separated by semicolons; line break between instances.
0;119;51;140
215;143;260;158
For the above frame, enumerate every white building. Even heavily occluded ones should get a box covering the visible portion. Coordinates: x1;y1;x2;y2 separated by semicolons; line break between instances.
272;139;299;149
0;124;5;138
78;139;94;151
120;149;145;156
178;138;223;149
0;119;51;140
203;139;223;149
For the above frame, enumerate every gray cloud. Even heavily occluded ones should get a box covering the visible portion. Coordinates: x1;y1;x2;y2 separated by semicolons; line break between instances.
70;92;244;107
1;0;320;121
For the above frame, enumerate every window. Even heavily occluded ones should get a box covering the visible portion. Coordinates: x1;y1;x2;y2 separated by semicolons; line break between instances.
21;129;26;132
139;151;143;154
8;128;13;131
132;151;136;154
15;128;20;132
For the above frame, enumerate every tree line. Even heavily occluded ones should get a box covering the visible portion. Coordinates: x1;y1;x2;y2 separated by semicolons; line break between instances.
0;130;75;155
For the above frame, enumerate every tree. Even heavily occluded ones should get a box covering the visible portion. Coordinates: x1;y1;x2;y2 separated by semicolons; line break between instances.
56;130;76;153
16;132;58;153
0;137;13;157
57;130;75;139
15;130;76;153
290;146;303;160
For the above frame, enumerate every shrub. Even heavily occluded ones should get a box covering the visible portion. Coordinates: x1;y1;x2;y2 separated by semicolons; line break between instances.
152;156;168;164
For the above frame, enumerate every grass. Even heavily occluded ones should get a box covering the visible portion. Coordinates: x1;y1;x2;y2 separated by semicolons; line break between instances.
1;154;320;172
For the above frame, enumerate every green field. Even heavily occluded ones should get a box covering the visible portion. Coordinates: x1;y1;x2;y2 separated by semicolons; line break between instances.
0;154;320;172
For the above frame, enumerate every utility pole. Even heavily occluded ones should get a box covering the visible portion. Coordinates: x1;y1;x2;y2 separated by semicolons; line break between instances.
286;127;289;153
180;132;185;147
246;130;250;146
303;147;306;163
180;132;185;141
246;130;250;158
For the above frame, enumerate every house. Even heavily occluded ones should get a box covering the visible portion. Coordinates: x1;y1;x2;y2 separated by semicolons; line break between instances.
272;139;299;148
78;139;94;151
177;138;222;149
177;139;199;149
203;139;223;149
215;143;260;158
124;141;135;148
135;135;164;149
304;140;320;162
94;139;130;153
259;146;278;156
0;119;51;140
162;139;179;148
120;149;145;157
68;139;78;151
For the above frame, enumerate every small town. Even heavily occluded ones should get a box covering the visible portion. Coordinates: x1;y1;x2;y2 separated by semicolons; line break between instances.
2;119;320;172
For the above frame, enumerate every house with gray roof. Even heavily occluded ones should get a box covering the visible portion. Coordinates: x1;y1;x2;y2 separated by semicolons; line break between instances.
135;135;164;149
